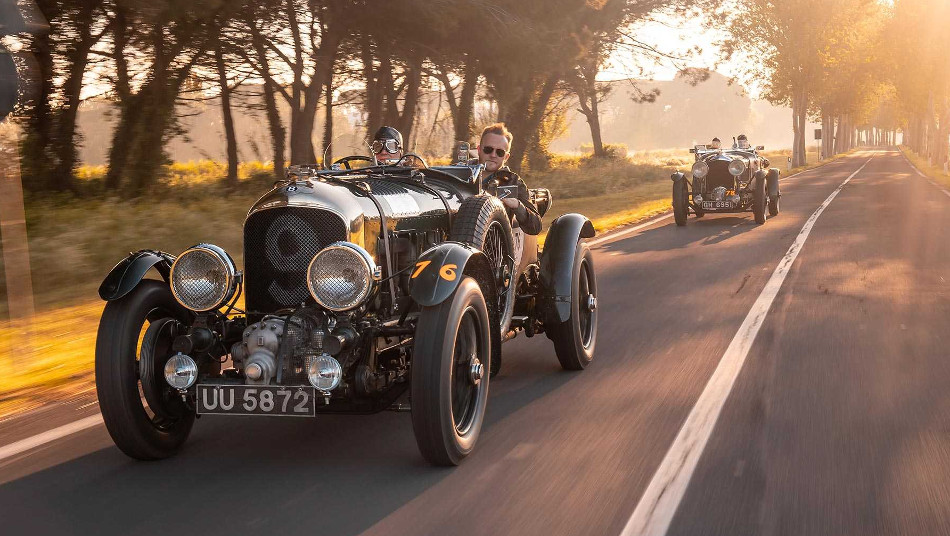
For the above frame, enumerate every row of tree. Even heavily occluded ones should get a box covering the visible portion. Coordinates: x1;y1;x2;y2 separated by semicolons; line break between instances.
3;0;948;196
5;0;709;194
718;0;949;168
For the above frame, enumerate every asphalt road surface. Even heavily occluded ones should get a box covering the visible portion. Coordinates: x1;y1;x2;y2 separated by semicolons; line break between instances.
2;149;948;536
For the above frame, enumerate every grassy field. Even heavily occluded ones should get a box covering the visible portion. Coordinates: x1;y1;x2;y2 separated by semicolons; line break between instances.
0;147;836;416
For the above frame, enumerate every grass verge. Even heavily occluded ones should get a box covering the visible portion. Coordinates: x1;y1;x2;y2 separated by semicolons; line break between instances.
899;146;950;186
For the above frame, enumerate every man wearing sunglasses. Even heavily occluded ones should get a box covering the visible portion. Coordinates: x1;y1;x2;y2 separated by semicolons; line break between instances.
372;125;404;164
478;123;542;236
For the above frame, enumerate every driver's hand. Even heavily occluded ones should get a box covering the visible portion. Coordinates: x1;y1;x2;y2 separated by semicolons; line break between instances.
502;198;519;210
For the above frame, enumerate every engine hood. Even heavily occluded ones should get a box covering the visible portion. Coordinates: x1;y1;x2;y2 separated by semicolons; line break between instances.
246;177;461;259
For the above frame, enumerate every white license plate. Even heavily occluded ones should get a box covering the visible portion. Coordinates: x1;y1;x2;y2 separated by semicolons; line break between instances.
197;385;316;417
702;201;733;209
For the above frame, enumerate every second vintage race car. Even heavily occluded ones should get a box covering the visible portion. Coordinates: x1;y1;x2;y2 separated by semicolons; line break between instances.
672;139;781;225
95;147;598;466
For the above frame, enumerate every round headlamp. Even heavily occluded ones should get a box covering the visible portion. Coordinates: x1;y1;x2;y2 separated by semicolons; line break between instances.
307;353;342;392
164;353;198;389
307;242;378;312
728;159;747;176
691;161;709;178
170;244;237;312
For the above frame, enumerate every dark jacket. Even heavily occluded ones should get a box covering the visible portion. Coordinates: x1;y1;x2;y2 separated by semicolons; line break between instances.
481;167;543;235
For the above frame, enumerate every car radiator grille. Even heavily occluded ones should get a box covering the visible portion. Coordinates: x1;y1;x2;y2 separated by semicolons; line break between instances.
244;207;347;313
704;161;736;192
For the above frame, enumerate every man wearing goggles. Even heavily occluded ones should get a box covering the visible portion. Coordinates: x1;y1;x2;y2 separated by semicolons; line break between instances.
372;125;404;163
477;123;542;236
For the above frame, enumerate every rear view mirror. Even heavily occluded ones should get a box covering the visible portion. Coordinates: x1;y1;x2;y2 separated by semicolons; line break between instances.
756;145;765;151
529;188;553;218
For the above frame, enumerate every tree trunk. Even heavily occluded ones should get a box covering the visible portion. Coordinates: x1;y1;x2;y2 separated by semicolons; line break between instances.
215;46;238;186
0;122;34;319
396;51;425;146
455;61;479;142
323;69;334;165
251;25;285;179
504;72;559;172
362;41;383;138
821;109;834;158
791;89;807;168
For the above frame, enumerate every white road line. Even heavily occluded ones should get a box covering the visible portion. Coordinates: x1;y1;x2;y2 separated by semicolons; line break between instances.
589;214;673;247
620;156;874;536
0;414;103;462
898;150;950;199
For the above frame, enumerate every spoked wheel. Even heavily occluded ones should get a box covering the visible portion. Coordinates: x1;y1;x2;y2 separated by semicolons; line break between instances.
548;243;598;370
451;195;516;335
96;280;195;460
412;277;492;466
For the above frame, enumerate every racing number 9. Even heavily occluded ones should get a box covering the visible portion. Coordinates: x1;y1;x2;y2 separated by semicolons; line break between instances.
411;260;457;281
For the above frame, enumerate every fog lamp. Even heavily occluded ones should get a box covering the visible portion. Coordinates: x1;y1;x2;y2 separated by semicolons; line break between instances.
164;353;198;389
307;354;342;392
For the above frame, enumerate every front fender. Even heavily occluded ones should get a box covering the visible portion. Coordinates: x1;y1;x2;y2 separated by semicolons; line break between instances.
409;242;493;307
98;250;176;301
539;213;595;323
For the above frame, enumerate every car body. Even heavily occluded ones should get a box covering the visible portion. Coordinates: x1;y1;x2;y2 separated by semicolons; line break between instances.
671;142;781;225
95;153;598;466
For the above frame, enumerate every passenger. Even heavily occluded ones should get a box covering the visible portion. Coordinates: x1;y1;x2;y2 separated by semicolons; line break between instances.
371;126;404;164
477;123;542;236
710;137;722;149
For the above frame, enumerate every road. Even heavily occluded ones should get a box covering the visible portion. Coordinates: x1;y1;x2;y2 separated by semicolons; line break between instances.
2;149;949;535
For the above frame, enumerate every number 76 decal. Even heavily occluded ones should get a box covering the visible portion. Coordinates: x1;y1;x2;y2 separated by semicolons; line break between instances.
411;260;457;281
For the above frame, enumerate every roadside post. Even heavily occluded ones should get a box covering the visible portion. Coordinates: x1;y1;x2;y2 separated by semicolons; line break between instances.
814;128;822;160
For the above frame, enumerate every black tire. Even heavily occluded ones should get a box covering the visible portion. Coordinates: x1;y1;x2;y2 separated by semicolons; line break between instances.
767;169;781;216
450;195;515;333
752;172;768;224
673;179;688;226
411;277;492;466
548;243;598;370
96;280;195;460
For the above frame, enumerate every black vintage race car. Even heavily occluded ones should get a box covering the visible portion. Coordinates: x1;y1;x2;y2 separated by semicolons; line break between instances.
95;151;598;466
671;141;781;225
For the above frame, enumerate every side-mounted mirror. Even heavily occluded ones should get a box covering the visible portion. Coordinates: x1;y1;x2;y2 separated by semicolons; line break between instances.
756;145;765;151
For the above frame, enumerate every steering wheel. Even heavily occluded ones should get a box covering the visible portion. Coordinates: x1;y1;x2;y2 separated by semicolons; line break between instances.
331;155;375;170
395;153;430;169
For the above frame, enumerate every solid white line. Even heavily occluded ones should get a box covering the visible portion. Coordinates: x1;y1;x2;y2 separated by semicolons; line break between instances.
0;413;103;462
620;156;874;536
588;213;673;247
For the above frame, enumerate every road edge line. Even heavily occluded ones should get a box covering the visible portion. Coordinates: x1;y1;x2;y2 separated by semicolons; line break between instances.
0;413;104;462
619;156;874;536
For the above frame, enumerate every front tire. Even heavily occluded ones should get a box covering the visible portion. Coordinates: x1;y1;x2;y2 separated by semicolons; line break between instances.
548;243;598;370
411;277;492;466
752;173;768;224
673;179;688;226
96;280;195;460
767;169;781;216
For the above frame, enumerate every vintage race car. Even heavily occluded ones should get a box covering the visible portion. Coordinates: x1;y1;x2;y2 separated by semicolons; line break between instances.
95;151;598;466
671;142;781;225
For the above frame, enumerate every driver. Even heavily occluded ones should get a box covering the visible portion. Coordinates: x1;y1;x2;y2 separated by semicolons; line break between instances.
477;123;542;236
710;137;722;149
372;126;403;164
736;134;751;150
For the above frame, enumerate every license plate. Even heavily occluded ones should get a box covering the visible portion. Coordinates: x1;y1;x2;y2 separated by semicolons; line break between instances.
197;385;316;417
702;201;733;209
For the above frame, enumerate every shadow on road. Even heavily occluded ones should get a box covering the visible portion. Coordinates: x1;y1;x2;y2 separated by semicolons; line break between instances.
0;350;577;536
602;215;759;256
